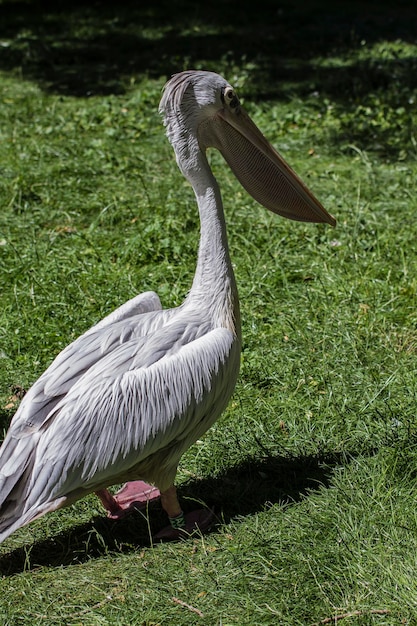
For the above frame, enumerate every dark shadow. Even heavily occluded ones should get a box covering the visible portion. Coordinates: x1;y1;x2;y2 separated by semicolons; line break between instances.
0;449;348;576
1;0;416;159
0;0;416;99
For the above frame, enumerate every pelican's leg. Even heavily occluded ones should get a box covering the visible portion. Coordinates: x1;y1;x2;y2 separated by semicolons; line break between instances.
95;481;160;519
160;485;184;523
154;485;214;541
95;488;122;516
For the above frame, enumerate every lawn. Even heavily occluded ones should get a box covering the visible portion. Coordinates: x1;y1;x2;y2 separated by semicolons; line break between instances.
0;0;417;624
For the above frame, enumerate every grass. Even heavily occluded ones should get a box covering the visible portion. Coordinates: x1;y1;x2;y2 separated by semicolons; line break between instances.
1;0;417;624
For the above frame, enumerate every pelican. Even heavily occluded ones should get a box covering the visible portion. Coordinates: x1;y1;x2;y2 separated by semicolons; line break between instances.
0;71;335;544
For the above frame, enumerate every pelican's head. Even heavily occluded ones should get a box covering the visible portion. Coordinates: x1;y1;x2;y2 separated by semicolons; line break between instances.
160;71;335;226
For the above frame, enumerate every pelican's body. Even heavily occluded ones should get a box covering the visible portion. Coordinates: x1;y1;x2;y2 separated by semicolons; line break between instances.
0;71;335;543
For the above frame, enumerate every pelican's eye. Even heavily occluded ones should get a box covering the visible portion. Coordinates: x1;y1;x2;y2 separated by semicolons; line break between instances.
222;86;240;111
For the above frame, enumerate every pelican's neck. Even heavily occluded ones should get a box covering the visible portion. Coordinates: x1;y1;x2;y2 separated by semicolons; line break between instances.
184;152;240;336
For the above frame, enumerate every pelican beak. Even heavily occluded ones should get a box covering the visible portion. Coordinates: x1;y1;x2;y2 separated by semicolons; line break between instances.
203;106;335;226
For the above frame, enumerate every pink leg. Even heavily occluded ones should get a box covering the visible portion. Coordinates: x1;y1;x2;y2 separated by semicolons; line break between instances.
95;481;161;520
154;485;214;541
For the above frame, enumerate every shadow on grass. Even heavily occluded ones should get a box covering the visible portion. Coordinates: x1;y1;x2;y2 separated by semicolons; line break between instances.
0;449;346;576
1;0;416;159
0;0;416;100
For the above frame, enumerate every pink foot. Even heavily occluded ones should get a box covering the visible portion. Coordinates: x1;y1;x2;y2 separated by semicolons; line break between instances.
96;481;161;519
154;509;215;541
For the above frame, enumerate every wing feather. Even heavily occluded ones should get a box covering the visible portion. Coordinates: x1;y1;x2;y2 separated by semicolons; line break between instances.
43;291;164;397
0;290;165;510
5;291;166;434
0;325;239;537
85;291;162;333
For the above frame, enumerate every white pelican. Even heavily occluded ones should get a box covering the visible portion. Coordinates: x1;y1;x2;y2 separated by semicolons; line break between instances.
0;71;335;544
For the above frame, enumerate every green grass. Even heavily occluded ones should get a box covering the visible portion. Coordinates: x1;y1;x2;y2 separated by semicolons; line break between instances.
1;1;417;624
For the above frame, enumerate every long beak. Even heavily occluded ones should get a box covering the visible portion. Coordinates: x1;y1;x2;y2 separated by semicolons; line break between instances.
203;106;335;226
